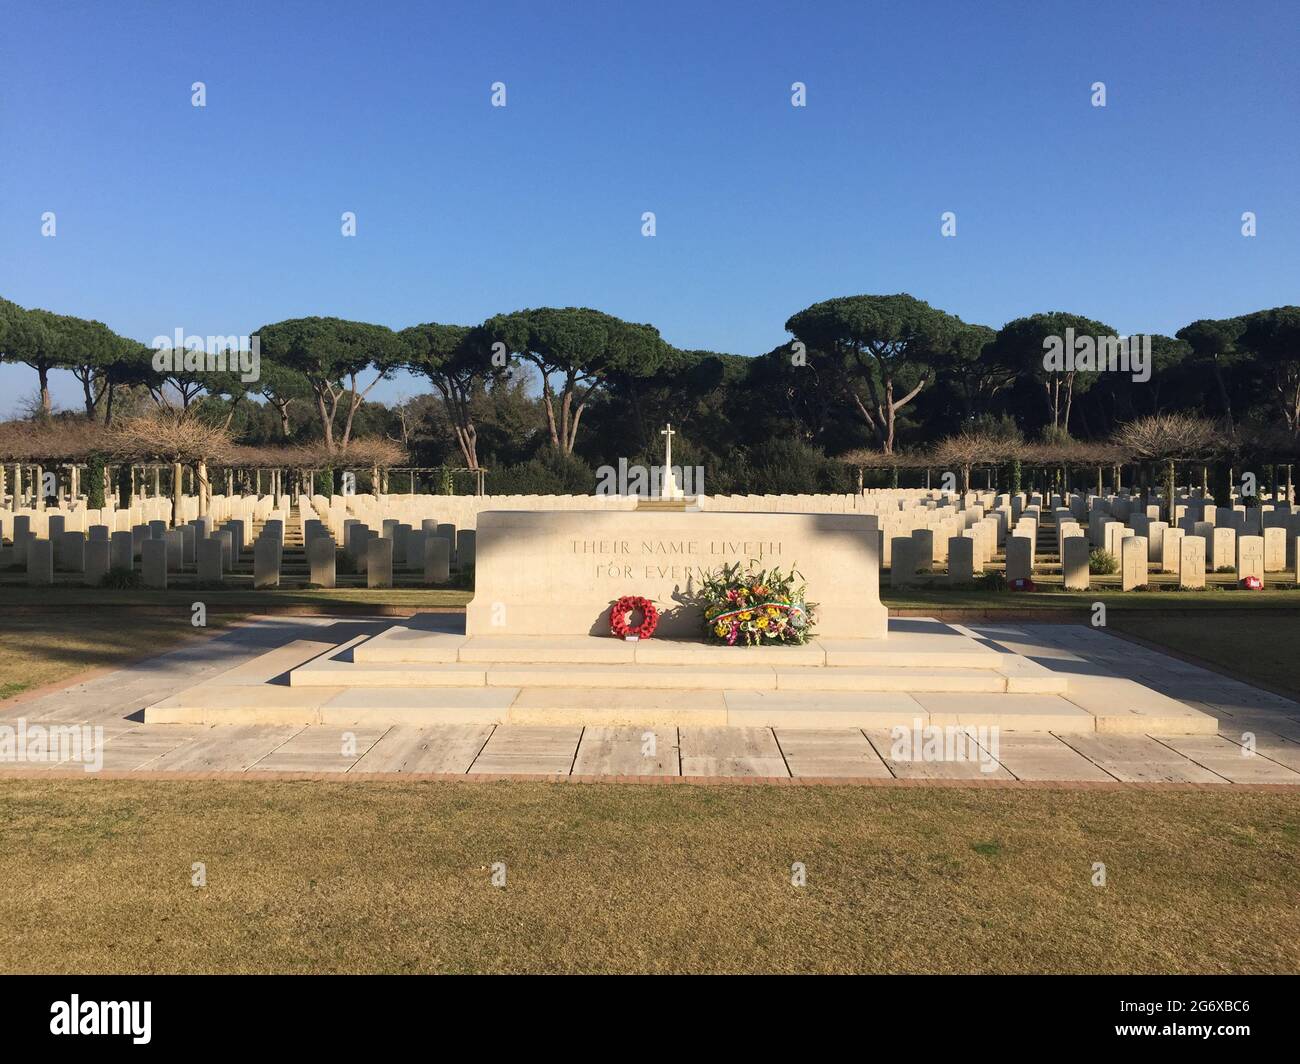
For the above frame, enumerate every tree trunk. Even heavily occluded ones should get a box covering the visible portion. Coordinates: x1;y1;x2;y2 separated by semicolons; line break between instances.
171;462;183;526
38;366;52;418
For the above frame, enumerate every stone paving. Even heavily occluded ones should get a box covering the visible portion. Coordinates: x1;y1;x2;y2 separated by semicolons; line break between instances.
2;616;1299;783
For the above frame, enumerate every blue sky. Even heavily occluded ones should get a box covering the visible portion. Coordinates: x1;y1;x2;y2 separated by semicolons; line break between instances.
1;0;1297;415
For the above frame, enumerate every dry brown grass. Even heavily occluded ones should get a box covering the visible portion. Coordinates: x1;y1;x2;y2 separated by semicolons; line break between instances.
0;615;242;702
0;781;1296;974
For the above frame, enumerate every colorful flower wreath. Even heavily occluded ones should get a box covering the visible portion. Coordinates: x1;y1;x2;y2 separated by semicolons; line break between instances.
610;595;659;639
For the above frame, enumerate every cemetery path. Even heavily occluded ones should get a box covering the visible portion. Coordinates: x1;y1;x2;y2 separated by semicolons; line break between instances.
1;618;1298;783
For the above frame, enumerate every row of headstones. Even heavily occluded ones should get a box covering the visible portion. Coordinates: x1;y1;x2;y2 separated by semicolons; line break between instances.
339;519;474;588
12;514;287;588
1;501;171;540
886;529;1300;591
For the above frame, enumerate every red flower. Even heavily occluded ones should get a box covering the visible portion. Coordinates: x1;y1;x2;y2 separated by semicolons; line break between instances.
610;595;659;639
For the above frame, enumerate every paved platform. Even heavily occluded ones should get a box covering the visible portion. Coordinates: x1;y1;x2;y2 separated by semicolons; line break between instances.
2;616;1298;782
139;617;1215;733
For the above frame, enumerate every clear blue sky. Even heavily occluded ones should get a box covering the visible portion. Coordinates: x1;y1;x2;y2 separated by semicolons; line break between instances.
2;0;1297;415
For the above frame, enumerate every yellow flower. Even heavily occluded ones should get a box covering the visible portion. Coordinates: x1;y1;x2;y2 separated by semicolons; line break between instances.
756;616;769;629
740;610;752;620
766;606;779;617
714;622;728;636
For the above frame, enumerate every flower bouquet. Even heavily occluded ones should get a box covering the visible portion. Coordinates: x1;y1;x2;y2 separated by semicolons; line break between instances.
699;561;817;646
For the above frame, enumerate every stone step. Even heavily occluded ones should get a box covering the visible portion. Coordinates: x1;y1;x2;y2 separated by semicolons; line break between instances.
291;653;1065;693
349;620;1006;670
146;685;1099;730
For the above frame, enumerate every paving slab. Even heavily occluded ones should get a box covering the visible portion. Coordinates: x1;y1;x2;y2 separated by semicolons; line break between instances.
774;728;892;778
351;724;493;773
634;639;825;666
353;627;468;663
459;635;635;663
468;725;583;775
990;733;1115;782
250;726;388;772
91;725;215;771
862;727;1013;779
774;667;1007;693
145;685;338;725
1152;734;1300;784
319;687;518;726
1055;734;1229;783
290;659;488;688
487;662;776;690
679;726;789;777
572;726;679;776
198;639;338;685
508;688;726;726
724;690;925;728
1062;676;1219;734
143;725;304;772
1216;730;1300;771
912;692;1096;732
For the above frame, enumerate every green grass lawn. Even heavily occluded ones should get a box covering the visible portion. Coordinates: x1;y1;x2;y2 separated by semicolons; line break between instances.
882;586;1300;611
0;586;472;612
2;582;1297;613
0;614;246;702
1108;613;1300;699
1;780;1296;974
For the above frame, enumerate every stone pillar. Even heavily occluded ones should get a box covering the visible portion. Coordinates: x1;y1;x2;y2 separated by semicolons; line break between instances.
214;529;234;570
889;536;916;587
1263;527;1286;571
424;535;451;584
60;531;86;573
85;539;110;586
142;539;168;589
456;529;477;569
180;523;197;564
1103;521;1130;559
1121;535;1148;590
109;531;134;571
307;535;336;588
1005;535;1033;583
253;536;281;588
197;538;224;583
1062;535;1090;590
1179;536;1206;589
164;529;185;571
26;538;53;586
346;523;371;572
436;523;456;558
366;537;393;589
225;519;246;560
1161;526;1184;573
1210;527;1236;571
1236;535;1264;582
947;536;974;584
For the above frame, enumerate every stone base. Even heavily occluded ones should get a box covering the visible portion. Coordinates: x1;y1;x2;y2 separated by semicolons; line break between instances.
142;618;1218;735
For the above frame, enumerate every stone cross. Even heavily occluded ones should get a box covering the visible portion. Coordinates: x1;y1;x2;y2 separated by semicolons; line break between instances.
659;423;683;499
660;423;675;470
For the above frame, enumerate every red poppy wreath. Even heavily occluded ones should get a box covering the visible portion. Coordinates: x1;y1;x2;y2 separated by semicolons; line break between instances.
610;595;659;640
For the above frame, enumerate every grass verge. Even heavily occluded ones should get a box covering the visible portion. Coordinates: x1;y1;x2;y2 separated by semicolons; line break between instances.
1107;613;1300;700
1;780;1296;974
0;613;244;703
